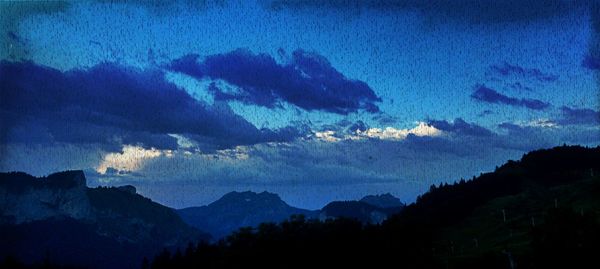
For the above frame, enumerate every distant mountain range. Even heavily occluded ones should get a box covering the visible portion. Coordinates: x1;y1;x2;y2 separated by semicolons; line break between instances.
0;171;209;269
178;191;405;239
0;170;407;267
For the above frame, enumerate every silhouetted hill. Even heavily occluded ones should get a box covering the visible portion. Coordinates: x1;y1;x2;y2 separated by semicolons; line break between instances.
149;145;600;269
394;145;600;229
319;200;402;224
0;171;209;269
178;191;317;239
360;193;405;208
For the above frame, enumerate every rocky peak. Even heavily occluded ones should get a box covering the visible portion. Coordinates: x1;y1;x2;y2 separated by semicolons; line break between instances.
217;191;283;205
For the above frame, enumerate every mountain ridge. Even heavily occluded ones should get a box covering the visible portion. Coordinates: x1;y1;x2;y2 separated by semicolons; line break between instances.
0;170;209;269
178;190;318;239
178;190;406;238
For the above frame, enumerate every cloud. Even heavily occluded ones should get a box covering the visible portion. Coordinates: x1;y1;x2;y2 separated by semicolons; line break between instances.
490;62;558;82
314;130;342;142
0;60;304;150
168;49;381;114
311;122;442;142
427;118;494;137
347;120;369;133
582;55;600;70
268;0;583;24
471;84;550;110
94;133;527;208
478;110;494;117
508;82;533;92
3;118;597;209
96;145;164;174
355;123;442;140
558;106;600;125
523;119;558;128
497;122;556;150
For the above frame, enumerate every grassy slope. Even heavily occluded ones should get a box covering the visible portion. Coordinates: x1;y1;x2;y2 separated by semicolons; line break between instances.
436;176;600;263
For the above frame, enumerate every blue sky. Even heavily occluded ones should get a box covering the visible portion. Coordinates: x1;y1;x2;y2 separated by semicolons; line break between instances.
1;0;599;209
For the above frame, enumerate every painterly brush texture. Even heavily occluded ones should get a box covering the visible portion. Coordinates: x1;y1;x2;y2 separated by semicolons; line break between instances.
0;1;599;268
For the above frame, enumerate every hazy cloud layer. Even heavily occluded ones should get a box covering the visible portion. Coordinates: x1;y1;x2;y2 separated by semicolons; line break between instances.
558;106;600;125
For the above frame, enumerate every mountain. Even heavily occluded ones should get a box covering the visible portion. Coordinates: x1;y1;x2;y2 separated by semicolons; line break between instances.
0;170;209;269
178;192;405;236
178;191;318;239
148;145;600;269
319;199;404;224
360;193;405;208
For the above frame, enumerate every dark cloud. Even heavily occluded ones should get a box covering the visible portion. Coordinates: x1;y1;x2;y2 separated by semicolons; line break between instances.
471;85;550;110
558;106;600;125
168;49;381;115
427;118;494;137
169;54;204;78
582;55;600;70
347;120;369;133
508;82;533;92
268;0;584;24
0;61;304;150
478;110;494;117
490;62;558;82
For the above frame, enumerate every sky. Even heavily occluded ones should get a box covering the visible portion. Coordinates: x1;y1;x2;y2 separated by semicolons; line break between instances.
1;0;599;209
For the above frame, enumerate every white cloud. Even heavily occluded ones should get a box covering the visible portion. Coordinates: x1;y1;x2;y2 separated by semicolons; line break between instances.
168;133;198;148
314;130;341;142
313;122;442;142
355;122;443;140
522;119;559;128
212;146;250;161
96;145;163;174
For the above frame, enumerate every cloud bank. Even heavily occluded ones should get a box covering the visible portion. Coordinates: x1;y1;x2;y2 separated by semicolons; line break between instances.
169;49;381;115
471;85;550;110
0;61;304;151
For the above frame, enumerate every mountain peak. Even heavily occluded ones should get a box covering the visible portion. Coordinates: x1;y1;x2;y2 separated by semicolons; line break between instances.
178;190;316;239
0;170;87;193
217;190;282;205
